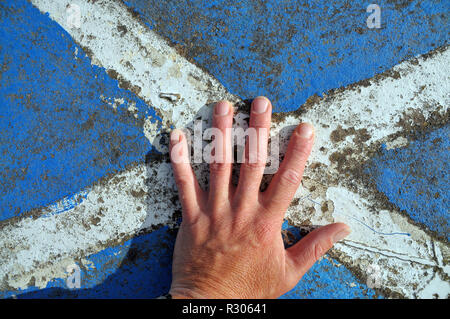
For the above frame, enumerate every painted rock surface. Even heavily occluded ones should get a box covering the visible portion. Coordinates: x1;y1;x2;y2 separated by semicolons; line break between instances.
0;0;448;298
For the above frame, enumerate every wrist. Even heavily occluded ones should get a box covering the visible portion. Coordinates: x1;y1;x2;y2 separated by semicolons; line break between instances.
169;286;213;299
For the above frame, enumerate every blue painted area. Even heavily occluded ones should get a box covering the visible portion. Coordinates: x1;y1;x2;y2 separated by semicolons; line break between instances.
281;221;378;298
281;225;378;299
0;0;161;221
123;0;449;112
367;126;450;240
1;226;176;299
1;0;444;300
115;0;447;297
281;256;379;299
2;224;377;299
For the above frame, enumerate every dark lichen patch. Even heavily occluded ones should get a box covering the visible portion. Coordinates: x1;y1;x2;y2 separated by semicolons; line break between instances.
130;189;147;198
97;208;105;217
281;229;297;247
395;105;449;141
320;201;329;213
27;276;36;287
330;125;346;143
330;125;371;144
106;68;142;98
329;147;355;171
354;129;371;144
117;24;128;37
431;137;442;145
90;216;101;226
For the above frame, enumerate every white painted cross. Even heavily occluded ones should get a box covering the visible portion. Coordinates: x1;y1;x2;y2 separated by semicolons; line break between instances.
2;0;447;298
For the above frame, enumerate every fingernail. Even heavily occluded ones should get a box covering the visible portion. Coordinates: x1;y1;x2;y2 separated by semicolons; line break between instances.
170;129;182;144
296;123;314;139
333;228;351;243
252;96;269;114
215;101;230;116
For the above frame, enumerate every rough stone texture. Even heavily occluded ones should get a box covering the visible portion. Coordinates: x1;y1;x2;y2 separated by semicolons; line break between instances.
0;0;448;298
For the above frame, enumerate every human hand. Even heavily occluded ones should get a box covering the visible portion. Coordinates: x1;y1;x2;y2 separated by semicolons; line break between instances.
168;97;350;299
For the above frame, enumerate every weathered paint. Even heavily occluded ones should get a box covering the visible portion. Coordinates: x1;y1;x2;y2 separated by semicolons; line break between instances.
2;222;375;299
0;0;161;221
1;226;176;298
2;224;377;299
1;0;448;299
2;43;448;297
280;257;379;299
29;0;239;129
280;221;379;298
0;160;179;291
1;0;380;299
114;0;450;245
123;0;449;112
368;125;449;240
274;46;450;298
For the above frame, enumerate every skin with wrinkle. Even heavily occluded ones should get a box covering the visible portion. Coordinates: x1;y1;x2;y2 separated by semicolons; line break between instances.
169;97;350;298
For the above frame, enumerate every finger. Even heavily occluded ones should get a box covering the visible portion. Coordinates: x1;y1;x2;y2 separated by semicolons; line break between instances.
234;96;272;207
208;101;234;207
170;129;205;221
284;223;351;289
262;123;314;216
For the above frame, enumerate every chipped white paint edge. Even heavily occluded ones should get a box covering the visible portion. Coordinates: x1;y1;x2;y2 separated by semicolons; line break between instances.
276;47;450;298
5;0;447;298
2;46;448;296
2;0;235;291
1;161;179;289
30;0;239;130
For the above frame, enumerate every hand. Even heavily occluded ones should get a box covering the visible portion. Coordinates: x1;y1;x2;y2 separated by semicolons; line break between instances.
168;96;350;299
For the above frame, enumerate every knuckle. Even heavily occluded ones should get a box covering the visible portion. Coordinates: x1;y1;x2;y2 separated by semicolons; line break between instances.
313;239;332;261
250;119;270;129
181;212;201;227
254;221;275;243
175;173;191;188
279;168;301;187
291;139;311;160
243;160;266;171
209;162;230;173
313;243;325;261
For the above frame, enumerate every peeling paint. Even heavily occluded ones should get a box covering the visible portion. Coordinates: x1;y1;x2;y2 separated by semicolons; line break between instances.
122;0;450;112
2;0;448;299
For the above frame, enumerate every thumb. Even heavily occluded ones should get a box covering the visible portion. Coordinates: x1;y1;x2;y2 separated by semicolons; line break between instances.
284;223;351;289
